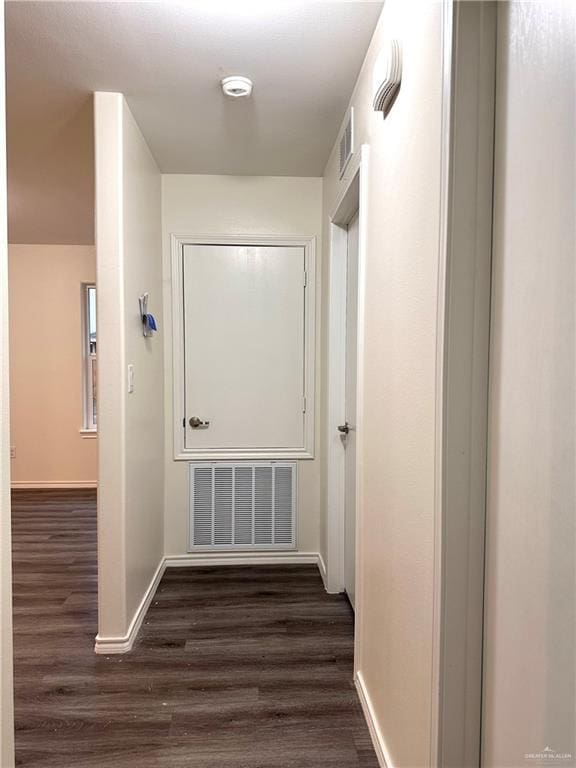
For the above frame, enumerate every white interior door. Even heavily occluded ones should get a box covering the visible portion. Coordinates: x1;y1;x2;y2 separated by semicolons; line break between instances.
344;212;359;608
182;244;305;451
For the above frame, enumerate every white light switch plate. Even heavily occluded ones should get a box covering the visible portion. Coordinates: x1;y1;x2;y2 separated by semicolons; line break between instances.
128;364;134;394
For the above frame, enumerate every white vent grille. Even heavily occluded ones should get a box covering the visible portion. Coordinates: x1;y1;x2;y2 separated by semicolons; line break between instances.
189;462;297;550
339;108;354;178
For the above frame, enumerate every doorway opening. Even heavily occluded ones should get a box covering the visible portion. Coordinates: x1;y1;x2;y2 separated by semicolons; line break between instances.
343;210;359;608
6;4;99;756
325;147;368;623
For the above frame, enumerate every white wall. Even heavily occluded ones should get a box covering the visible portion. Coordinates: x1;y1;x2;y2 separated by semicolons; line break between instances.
9;245;97;487
94;92;164;645
321;2;444;765
482;3;576;765
122;106;165;623
161;174;322;557
0;1;15;762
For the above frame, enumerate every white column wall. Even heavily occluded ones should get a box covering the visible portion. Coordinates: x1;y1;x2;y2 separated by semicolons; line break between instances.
482;3;576;764
321;2;444;765
94;92;164;647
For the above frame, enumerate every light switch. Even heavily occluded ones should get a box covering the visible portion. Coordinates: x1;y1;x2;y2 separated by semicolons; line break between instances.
128;364;134;394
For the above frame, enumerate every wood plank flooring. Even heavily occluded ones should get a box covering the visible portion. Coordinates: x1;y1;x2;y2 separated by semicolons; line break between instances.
11;489;378;767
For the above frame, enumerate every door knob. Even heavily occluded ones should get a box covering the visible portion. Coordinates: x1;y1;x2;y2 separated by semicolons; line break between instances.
189;416;210;429
337;422;350;434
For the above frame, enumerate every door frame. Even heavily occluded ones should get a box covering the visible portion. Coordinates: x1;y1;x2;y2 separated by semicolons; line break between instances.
325;145;369;598
0;5;14;765
170;233;317;461
430;2;497;766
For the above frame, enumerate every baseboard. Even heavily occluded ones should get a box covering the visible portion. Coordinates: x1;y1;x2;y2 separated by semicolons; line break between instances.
355;670;393;768
94;552;323;654
317;551;328;590
11;480;97;489
164;551;321;568
94;557;166;655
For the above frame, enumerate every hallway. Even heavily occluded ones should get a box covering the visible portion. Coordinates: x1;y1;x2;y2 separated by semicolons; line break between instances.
11;491;377;768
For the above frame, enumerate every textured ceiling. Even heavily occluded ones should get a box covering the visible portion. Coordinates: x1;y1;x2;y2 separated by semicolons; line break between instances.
6;1;383;244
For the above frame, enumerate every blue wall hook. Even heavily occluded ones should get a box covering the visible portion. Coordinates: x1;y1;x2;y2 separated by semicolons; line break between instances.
139;293;158;337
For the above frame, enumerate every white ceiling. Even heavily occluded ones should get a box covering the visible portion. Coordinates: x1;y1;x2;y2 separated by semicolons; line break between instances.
6;1;383;244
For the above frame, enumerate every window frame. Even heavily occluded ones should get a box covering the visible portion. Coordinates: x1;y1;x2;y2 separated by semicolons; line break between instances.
81;283;97;434
170;234;316;461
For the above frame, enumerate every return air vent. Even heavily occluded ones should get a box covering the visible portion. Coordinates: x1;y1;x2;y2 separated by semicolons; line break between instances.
339;108;354;179
189;462;296;551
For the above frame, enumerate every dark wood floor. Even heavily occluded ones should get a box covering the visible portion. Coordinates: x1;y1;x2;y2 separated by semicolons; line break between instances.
11;489;378;767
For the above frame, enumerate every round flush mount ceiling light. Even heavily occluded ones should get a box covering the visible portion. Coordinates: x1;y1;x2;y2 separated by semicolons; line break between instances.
221;75;253;98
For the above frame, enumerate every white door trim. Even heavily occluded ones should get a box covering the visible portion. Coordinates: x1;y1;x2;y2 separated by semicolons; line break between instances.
170;234;316;461
430;2;496;766
0;6;14;764
325;145;369;610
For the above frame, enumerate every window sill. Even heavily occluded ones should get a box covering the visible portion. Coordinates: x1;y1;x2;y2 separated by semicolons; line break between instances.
80;429;98;439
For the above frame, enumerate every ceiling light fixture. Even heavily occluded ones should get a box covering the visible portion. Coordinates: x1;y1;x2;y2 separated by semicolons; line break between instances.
221;76;253;98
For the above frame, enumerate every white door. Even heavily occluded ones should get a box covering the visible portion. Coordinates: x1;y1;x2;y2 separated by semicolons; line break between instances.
482;3;575;765
343;212;359;608
182;244;305;451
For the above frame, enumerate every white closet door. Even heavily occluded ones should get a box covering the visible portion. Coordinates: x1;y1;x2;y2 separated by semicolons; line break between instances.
182;244;305;451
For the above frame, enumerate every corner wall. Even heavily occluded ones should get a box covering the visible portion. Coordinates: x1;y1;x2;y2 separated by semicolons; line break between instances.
0;1;15;762
8;244;97;487
321;2;444;765
161;174;322;558
482;2;576;764
94;92;164;648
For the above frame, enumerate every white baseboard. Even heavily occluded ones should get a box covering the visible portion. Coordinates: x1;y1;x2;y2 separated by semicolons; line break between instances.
164;551;320;568
94;558;166;655
318;551;328;590
11;480;97;489
94;552;323;654
355;670;393;768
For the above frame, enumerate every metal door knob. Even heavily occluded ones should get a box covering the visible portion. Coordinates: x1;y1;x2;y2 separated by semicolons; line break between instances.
337;422;350;434
189;416;209;429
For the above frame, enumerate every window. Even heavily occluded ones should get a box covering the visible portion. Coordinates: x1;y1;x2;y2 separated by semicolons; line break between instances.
82;284;97;431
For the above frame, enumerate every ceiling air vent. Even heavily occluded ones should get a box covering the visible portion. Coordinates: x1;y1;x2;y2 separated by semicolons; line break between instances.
189;462;297;551
339;108;354;179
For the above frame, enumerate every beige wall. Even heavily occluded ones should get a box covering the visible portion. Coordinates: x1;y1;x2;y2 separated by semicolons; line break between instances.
0;1;15;761
95;93;164;644
482;3;576;765
321;2;443;765
161;174;322;557
8;244;97;486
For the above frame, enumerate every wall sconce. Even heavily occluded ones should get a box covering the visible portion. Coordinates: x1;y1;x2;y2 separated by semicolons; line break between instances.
373;39;402;118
